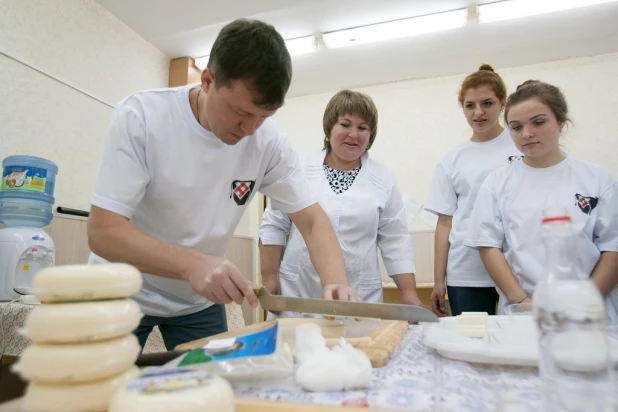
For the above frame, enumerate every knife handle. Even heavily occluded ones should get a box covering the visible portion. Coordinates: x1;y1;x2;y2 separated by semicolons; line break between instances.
252;285;263;295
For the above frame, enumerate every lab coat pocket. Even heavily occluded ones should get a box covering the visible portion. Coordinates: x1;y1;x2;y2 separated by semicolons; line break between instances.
356;276;384;303
279;268;301;298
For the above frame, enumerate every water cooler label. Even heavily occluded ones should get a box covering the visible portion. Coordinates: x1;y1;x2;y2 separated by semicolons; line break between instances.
1;166;47;192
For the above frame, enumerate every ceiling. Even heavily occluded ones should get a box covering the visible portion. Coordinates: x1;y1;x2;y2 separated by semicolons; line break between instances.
95;0;618;97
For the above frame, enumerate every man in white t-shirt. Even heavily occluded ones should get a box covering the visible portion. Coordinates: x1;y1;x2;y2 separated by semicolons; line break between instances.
87;19;361;350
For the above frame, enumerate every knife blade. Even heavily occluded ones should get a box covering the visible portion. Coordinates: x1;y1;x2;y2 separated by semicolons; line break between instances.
253;286;439;323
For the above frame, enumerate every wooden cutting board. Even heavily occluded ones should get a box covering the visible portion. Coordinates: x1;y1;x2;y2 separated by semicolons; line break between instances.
176;319;408;368
349;319;408;367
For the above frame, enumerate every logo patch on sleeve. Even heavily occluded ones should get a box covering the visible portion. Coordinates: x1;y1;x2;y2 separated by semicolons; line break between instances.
575;193;598;215
230;180;255;206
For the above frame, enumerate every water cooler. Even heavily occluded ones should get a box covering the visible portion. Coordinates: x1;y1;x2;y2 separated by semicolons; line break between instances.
0;155;58;304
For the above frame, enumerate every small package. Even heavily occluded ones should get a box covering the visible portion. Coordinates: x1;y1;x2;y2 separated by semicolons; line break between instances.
164;321;293;381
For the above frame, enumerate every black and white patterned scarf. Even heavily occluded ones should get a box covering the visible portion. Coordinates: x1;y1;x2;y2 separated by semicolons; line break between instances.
323;163;362;194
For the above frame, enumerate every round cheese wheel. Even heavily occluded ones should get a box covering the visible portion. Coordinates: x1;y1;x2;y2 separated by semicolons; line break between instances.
34;263;142;302
109;369;235;412
16;334;141;383
23;299;142;343
22;367;140;412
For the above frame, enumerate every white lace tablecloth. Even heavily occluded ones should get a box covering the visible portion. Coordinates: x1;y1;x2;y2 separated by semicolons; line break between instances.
0;301;32;356
232;325;583;411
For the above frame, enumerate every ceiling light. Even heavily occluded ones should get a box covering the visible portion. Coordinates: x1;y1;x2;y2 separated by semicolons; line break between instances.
192;35;316;69
322;8;468;49
285;36;317;56
477;0;618;24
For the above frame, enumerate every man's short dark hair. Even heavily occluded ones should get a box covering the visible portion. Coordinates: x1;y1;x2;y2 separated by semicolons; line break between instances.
208;19;292;109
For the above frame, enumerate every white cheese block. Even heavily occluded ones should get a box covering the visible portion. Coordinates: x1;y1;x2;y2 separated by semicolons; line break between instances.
109;369;235;412
34;263;142;302
456;312;488;338
22;367;140;412
23;299;142;343
15;334;141;383
461;312;489;317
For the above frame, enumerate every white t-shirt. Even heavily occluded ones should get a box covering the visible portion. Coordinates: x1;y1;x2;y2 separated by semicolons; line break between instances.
89;84;315;317
260;150;415;305
465;157;618;320
425;129;522;287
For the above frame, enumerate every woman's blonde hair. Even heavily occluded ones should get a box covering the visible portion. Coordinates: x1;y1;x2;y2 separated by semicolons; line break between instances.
322;90;378;151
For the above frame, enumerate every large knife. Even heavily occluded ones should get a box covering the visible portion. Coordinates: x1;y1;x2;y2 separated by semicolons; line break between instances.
253;286;439;323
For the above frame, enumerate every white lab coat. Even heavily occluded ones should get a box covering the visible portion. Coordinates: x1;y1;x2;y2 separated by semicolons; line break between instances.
260;150;416;306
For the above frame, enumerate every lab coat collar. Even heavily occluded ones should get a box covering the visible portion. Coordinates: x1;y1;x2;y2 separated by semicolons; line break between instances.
314;149;369;168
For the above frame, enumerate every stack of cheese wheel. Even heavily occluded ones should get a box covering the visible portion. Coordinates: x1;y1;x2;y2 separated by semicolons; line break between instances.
109;368;235;411
15;263;144;412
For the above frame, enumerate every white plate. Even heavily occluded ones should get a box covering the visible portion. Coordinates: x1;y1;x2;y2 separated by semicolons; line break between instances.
422;315;618;367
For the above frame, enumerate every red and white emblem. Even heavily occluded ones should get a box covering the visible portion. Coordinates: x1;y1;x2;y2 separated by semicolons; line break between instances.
230;180;255;206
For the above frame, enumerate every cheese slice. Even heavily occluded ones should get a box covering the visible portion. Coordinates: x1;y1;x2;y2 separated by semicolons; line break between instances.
22;367;140;412
34;263;142;302
461;312;489;317
277;318;346;346
23;299;142;343
16;334;141;383
109;369;235;412
456;312;488;338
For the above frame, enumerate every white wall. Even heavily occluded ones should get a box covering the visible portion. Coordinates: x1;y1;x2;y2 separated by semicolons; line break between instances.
272;52;618;231
0;0;169;212
235;197;260;237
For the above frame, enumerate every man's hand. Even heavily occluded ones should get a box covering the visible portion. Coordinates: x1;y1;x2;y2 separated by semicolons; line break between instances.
322;284;363;302
401;289;424;307
322;284;363;321
430;282;449;317
185;257;258;308
88;206;260;308
402;288;425;325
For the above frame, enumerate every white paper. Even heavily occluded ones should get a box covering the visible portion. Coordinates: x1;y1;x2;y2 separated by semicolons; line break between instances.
203;338;236;350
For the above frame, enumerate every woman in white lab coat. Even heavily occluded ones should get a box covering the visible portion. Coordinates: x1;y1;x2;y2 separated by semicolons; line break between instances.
259;90;421;316
465;80;618;322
